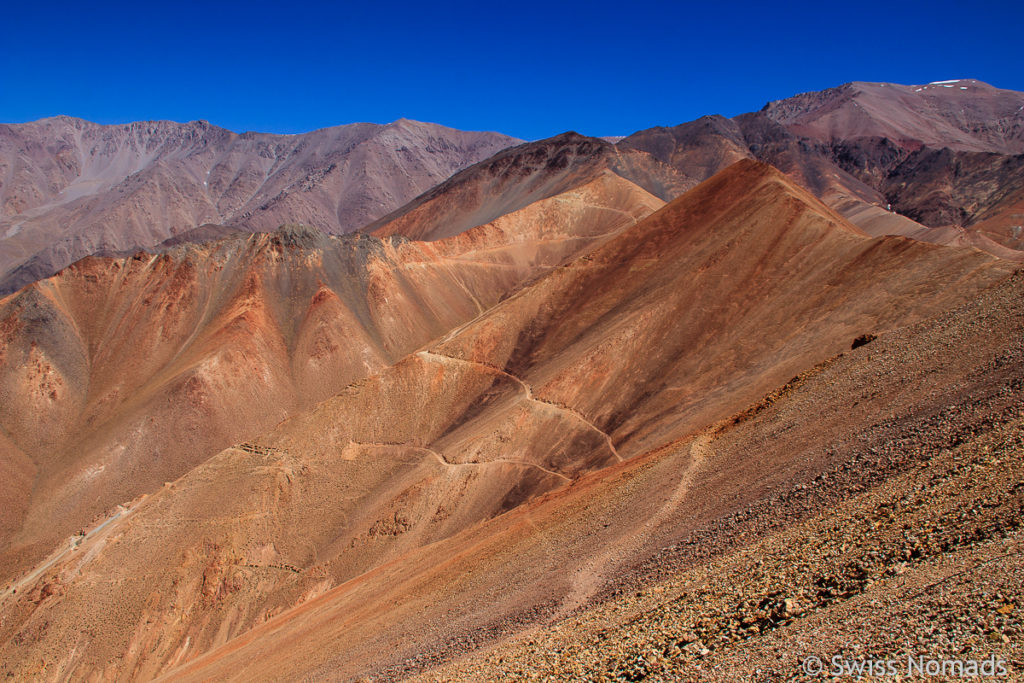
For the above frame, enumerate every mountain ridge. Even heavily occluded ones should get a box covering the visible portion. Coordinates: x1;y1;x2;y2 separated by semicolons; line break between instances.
5;78;1024;295
0;116;520;293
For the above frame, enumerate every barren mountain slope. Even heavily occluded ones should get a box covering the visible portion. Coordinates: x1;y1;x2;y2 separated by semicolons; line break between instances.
418;270;1024;682
618;111;930;256
878;148;1024;244
171;201;1021;683
616;115;753;183
423;160;1008;460
370;133;690;241
0;117;519;293
972;196;1024;252
0;161;1010;681
616;81;1024;260
744;123;1024;261
762;80;1024;250
763;80;1024;153
0;171;660;588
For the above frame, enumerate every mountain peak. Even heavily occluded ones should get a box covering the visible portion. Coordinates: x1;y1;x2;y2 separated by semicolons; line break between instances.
634;158;868;243
762;79;1024;153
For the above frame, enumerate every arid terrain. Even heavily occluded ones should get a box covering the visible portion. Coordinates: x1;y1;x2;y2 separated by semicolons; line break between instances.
0;118;520;294
0;80;1022;681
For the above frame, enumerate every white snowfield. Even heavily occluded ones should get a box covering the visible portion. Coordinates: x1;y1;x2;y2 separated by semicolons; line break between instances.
914;79;974;92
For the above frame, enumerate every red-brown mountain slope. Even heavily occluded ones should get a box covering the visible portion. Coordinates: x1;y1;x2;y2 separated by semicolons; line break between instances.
0;170;659;587
616;81;1024;260
0;161;1011;681
369;133;690;241
415;270;1024;682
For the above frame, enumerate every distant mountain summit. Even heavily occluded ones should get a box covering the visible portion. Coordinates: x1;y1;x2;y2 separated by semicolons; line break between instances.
615;79;1024;257
3;79;1023;295
762;79;1024;153
0;117;519;293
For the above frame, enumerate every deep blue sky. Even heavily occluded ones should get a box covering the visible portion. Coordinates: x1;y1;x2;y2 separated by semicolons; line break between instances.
2;0;1021;140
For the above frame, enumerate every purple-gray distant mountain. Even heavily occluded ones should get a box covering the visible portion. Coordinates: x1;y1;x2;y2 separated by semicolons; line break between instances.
0;117;518;293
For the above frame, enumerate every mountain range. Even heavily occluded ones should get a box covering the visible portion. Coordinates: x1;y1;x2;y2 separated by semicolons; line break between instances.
0;118;519;294
1;78;1023;681
4;78;1023;296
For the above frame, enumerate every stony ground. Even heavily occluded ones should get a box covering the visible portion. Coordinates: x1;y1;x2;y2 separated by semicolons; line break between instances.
409;413;1024;679
413;416;1023;681
410;274;1024;682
